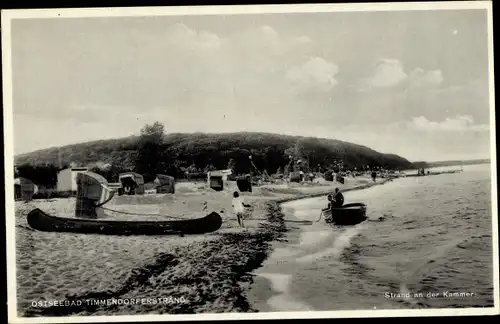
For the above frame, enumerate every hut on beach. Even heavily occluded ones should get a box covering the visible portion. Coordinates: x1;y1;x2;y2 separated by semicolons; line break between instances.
289;172;302;183
14;177;37;201
118;172;145;195
76;171;114;218
57;167;89;194
207;169;233;192
324;170;334;181
236;175;252;192
154;174;175;194
304;172;315;182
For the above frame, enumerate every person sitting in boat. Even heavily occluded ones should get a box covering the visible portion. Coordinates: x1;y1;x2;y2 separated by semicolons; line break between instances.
327;194;333;208
232;191;252;227
331;188;344;208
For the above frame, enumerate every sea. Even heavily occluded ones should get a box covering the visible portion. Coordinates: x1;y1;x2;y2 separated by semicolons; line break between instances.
248;163;495;311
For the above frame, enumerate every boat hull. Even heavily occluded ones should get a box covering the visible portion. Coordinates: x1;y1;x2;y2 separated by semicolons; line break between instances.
27;208;223;235
322;203;367;225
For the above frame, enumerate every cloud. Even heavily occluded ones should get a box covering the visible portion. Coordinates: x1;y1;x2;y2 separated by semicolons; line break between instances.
13;22;318;123
223;25;313;63
164;23;222;52
359;59;444;91
410;115;489;132
392;78;490;126
172;24;318;93
408;68;444;87
363;59;408;89
286;57;339;92
294;36;313;46
259;25;279;39
158;24;325;99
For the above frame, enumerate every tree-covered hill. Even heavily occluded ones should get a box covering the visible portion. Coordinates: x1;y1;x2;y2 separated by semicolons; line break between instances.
14;130;414;186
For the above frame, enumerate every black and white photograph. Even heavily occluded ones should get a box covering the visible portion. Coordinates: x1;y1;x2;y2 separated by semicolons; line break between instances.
3;2;498;322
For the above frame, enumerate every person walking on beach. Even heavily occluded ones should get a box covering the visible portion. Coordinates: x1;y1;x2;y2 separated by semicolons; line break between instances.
232;191;251;227
332;188;344;208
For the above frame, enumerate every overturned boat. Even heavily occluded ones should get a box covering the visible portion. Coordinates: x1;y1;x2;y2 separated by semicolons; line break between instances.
322;203;367;225
27;208;223;235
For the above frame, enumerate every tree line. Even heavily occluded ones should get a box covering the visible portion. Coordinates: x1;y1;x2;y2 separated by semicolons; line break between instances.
14;122;415;188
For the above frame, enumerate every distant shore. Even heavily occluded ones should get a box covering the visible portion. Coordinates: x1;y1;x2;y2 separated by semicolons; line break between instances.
16;176;395;316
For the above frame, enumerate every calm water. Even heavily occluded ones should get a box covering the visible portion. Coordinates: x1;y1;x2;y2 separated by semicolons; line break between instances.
249;164;495;311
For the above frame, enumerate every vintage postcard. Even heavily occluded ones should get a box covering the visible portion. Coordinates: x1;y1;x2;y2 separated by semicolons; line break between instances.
2;1;498;323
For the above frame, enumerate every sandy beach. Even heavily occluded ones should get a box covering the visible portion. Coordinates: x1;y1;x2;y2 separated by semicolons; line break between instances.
15;175;393;316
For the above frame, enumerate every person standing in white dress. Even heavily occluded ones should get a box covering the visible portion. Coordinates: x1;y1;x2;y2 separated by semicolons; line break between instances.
232;191;250;227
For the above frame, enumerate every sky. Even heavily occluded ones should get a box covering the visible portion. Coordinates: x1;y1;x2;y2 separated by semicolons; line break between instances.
9;8;493;162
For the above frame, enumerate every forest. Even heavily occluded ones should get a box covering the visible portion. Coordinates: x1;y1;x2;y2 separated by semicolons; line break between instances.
15;122;416;188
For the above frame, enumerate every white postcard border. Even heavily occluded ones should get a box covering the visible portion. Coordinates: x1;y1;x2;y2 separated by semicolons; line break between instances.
2;1;498;323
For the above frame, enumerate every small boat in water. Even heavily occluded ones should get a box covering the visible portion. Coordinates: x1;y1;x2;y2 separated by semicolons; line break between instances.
322;203;367;225
27;208;223;236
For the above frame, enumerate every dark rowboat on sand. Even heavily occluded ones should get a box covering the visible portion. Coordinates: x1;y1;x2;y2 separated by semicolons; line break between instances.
322;203;367;225
27;208;223;236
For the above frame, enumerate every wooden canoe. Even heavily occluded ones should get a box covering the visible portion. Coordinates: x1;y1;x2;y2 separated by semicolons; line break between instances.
27;208;223;236
322;203;367;226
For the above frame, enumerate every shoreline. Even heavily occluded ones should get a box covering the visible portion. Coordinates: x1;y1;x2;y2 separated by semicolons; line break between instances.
247;166;494;311
17;177;395;316
228;177;396;313
244;177;395;312
274;177;394;204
